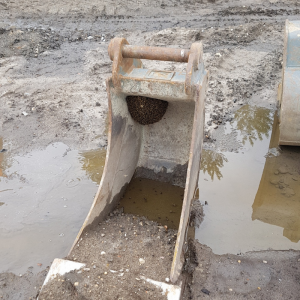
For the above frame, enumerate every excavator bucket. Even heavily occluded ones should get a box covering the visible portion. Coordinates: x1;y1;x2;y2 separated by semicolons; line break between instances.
70;38;208;283
278;20;300;146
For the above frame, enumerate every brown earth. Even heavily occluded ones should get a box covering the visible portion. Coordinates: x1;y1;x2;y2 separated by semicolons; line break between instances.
39;209;177;300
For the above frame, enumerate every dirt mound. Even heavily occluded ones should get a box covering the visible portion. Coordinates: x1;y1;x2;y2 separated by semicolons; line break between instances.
0;28;63;58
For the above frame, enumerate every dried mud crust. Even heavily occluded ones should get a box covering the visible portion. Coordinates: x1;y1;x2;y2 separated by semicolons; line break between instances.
60;212;177;299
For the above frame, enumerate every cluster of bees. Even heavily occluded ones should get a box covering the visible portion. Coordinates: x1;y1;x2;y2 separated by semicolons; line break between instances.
126;95;168;125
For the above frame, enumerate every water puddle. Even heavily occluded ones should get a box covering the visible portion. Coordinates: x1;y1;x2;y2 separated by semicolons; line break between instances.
0;141;106;274
117;178;184;229
196;105;300;254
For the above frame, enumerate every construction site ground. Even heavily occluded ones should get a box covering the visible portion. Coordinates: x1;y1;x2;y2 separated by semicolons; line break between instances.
1;0;300;299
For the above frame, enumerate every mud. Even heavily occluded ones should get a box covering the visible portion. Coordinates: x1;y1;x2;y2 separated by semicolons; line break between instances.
189;243;300;300
39;211;176;300
1;0;300;299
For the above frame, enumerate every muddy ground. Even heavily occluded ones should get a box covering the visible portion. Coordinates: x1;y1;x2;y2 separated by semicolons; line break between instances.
1;0;300;299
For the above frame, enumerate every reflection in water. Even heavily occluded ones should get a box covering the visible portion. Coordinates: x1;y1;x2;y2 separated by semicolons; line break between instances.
200;149;228;180
234;105;273;146
118;178;184;229
252;114;300;243
197;106;300;254
79;149;106;184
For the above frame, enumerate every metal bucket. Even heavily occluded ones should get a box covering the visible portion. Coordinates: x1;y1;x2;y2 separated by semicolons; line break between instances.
278;20;300;146
70;38;208;283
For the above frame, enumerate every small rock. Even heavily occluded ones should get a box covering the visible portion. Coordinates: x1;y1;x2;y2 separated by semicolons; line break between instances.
101;234;105;237
238;260;241;264
22;111;28;116
278;166;288;174
263;260;267;264
104;272;107;275
74;282;79;286
201;288;210;295
84;268;90;271
229;288;233;292
101;251;106;255
258;287;261;290
139;258;145;265
165;278;170;283
0;149;7;153
87;36;93;39
96;102;101;106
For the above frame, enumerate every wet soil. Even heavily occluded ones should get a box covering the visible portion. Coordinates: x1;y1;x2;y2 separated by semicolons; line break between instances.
188;243;300;300
39;210;176;300
1;0;300;299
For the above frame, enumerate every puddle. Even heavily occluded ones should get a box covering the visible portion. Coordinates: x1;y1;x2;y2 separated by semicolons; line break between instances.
0;141;106;274
118;178;184;229
197;105;300;254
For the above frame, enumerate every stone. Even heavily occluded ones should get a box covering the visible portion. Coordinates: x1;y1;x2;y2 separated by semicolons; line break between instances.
139;258;145;264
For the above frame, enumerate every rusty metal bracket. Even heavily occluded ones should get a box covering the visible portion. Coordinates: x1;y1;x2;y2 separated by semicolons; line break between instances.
108;37;204;95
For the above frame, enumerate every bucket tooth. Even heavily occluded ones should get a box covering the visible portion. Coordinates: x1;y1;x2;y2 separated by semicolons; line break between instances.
70;38;208;283
278;20;300;146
